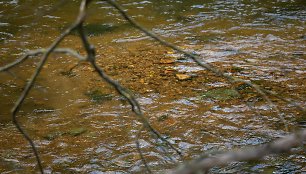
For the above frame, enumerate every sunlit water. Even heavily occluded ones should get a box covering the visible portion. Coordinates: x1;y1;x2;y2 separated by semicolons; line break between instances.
0;0;305;173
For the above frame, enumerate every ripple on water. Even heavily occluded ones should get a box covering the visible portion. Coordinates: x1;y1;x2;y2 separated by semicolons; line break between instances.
137;96;154;105
52;155;76;164
174;98;197;107
173;65;204;73
178;141;195;151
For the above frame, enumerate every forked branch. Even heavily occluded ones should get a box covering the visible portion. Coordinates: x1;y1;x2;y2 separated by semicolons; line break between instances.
0;48;85;72
5;0;92;173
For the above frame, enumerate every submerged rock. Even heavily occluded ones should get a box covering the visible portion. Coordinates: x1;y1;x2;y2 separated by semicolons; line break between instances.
160;58;176;64
201;88;240;101
43;131;64;140
85;89;113;103
68;128;87;136
43;128;87;140
176;73;192;80
157;114;169;122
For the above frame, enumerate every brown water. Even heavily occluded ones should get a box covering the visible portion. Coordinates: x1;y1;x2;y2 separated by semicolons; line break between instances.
0;0;305;173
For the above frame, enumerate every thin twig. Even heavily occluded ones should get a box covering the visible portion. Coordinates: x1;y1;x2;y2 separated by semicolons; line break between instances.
0;48;86;72
171;129;306;174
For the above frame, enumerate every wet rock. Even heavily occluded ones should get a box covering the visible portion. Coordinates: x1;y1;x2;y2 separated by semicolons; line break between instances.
201;88;240;101
160;58;175;64
68;128;87;136
157;115;176;125
176;73;192;80
235;83;252;91
165;50;174;54
44;128;88;140
60;70;77;77
43;131;64;140
230;66;244;73
157;114;169;122
85;89;113;103
164;67;176;75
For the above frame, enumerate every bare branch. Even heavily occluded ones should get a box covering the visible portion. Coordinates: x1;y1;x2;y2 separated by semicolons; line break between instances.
76;12;182;157
9;0;91;173
0;48;86;72
0;52;33;72
171;130;306;174
53;48;87;61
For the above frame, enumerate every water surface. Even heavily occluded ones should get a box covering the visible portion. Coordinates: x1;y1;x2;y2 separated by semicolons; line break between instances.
0;0;305;173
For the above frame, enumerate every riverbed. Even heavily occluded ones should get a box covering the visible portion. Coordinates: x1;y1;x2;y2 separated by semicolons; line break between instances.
0;0;305;173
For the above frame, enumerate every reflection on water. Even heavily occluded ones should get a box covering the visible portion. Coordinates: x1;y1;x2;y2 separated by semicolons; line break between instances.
0;0;305;173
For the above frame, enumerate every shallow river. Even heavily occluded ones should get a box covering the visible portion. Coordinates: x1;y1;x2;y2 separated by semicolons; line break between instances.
0;0;305;173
